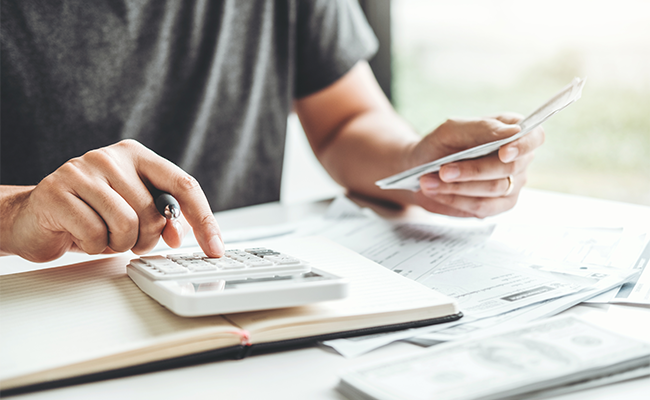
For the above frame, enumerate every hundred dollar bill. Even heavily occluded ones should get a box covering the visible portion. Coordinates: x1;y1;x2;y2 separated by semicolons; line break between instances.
376;77;586;191
338;315;650;400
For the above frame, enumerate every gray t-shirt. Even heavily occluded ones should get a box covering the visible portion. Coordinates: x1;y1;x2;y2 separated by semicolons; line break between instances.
1;0;377;211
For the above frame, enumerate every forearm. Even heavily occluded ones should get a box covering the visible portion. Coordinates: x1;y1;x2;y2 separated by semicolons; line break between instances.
295;61;428;207
0;185;34;256
315;109;421;206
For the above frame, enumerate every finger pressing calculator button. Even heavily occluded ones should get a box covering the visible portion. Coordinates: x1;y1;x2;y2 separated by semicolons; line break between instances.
129;247;310;282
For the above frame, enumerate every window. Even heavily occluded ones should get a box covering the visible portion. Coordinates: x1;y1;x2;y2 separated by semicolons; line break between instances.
391;0;650;205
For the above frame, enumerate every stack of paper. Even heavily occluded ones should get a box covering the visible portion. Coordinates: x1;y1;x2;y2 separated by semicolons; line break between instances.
306;196;645;357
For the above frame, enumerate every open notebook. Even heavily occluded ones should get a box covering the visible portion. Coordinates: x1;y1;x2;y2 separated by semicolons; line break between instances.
0;236;460;394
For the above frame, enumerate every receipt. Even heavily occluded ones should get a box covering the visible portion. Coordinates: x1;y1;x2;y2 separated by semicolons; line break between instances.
376;77;586;191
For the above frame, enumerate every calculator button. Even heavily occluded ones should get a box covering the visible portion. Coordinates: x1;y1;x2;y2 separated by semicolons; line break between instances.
221;263;246;270
244;259;274;267
215;258;241;265
244;247;268;252
167;254;197;261
144;260;178;268
209;258;245;269
264;255;300;265
156;265;188;274
248;249;280;256
154;263;182;270
178;260;207;266
186;262;217;272
129;247;309;281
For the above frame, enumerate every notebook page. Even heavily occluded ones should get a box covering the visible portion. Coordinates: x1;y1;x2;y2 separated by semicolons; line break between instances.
0;256;240;386
225;236;459;342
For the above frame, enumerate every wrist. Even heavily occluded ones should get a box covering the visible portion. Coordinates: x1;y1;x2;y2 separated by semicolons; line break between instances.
0;185;35;256
399;139;423;172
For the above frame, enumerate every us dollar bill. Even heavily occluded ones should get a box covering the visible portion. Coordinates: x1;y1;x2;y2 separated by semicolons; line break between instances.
338;315;650;400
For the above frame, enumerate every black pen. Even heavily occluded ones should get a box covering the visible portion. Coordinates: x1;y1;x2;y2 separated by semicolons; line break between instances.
154;192;180;220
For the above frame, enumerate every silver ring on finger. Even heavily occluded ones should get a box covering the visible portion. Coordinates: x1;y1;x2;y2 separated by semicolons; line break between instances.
504;175;515;196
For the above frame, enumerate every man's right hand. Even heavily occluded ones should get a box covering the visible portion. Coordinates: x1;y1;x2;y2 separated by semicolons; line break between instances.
0;139;224;263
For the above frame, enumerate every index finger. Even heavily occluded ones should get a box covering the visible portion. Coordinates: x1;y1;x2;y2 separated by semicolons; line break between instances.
126;142;224;257
491;112;524;125
436;118;521;150
498;125;545;163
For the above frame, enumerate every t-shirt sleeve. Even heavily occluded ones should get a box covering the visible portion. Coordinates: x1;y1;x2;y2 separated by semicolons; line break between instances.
294;0;379;98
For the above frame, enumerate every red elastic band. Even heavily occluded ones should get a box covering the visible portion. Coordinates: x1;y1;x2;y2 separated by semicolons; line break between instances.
239;330;252;346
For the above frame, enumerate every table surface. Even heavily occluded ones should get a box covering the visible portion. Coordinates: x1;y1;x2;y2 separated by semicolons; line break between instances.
3;188;650;400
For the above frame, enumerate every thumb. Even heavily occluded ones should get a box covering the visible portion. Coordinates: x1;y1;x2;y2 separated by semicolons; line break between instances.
492;112;524;125
161;217;188;249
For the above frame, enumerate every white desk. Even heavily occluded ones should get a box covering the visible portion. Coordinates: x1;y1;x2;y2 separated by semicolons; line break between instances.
4;188;650;399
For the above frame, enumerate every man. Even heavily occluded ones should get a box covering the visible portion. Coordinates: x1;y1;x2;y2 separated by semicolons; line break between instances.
0;0;543;263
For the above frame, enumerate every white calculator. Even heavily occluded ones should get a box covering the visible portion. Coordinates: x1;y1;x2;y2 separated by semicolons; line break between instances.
127;247;349;317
